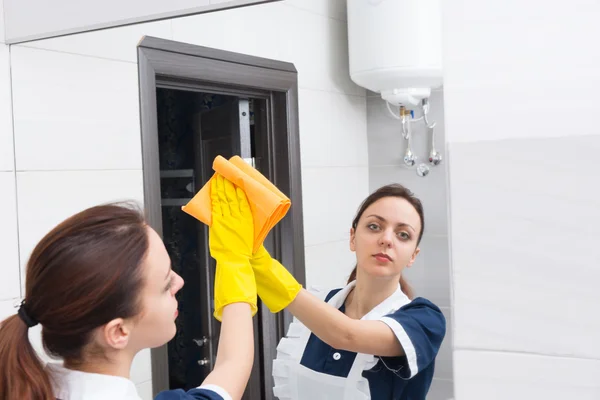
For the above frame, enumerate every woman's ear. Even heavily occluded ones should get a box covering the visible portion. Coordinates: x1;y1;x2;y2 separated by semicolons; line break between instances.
349;227;356;252
101;318;131;350
406;247;421;268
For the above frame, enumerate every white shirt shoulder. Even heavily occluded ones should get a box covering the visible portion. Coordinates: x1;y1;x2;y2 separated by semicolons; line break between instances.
48;363;142;400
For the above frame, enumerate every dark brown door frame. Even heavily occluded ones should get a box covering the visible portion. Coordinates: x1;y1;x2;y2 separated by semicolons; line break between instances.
137;36;306;398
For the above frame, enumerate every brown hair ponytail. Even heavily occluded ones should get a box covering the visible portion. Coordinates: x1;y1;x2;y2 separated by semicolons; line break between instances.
0;203;149;400
0;314;54;399
346;184;425;299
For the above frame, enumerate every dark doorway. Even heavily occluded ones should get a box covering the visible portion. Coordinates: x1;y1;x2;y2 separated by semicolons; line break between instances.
157;89;265;394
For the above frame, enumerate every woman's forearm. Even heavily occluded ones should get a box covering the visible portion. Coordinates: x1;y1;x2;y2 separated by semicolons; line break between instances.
202;302;254;399
287;289;355;350
286;289;404;357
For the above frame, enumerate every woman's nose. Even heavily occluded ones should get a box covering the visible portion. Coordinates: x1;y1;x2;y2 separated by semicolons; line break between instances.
378;230;393;247
173;273;185;294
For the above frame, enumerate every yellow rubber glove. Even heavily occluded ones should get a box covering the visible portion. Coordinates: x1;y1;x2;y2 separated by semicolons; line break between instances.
251;245;302;313
209;174;258;321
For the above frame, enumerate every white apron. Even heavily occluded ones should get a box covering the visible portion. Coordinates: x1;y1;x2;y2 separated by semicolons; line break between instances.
272;281;411;400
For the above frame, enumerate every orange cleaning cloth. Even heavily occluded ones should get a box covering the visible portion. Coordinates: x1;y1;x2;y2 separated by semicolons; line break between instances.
182;155;291;253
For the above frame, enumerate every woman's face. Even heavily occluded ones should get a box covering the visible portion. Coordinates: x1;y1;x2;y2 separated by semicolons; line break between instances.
350;196;422;282
130;227;184;349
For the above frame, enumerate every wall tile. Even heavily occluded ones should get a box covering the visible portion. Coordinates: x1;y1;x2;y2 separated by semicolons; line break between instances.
209;0;275;4
453;350;600;400
173;3;289;62
301;166;368;246
0;172;20;300
304;239;355;291
0;0;5;43
0;298;19;322
279;4;362;95
283;0;347;21
11;46;141;171
427;379;454;400
449;136;600;358
442;0;600;143
173;2;363;96
131;348;152;384
19;20;172;62
136;381;154;400
0;45;13;171
434;307;453;381
298;88;367;168
17;170;144;284
419;235;451;308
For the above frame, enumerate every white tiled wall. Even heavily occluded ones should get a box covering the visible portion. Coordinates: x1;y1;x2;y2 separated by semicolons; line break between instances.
297;88;367;168
131;348;153;388
4;1;368;398
136;380;155;399
0;45;13;171
454;350;600;400
304;240;356;291
442;0;600;398
0;0;19;307
10;47;142;171
16;21;172;62
0;172;20;301
366;90;453;400
283;0;347;22
16;170;145;282
449;137;600;358
0;0;5;43
302;166;368;247
0;299;17;323
4;0;280;44
442;1;600;144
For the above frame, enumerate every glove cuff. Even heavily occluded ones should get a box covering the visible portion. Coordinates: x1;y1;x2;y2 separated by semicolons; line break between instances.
213;260;258;321
254;259;302;313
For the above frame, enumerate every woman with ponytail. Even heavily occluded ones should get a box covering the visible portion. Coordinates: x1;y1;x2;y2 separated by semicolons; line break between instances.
0;176;257;400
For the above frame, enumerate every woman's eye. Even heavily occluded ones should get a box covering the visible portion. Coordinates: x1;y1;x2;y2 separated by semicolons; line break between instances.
397;231;410;240
367;223;380;231
165;277;173;292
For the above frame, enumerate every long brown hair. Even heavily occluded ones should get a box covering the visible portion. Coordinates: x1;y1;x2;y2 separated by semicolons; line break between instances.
0;203;149;400
347;184;425;299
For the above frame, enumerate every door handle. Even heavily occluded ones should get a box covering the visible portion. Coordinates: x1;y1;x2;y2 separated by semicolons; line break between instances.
197;358;210;367
193;337;209;347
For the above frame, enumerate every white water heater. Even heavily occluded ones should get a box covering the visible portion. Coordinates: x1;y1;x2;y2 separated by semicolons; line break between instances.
347;0;443;107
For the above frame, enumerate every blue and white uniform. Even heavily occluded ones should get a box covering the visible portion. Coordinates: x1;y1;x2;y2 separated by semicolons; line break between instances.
272;281;445;400
48;363;231;400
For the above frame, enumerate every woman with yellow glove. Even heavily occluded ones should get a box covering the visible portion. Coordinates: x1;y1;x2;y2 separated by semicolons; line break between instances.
0;175;256;400
217;182;446;400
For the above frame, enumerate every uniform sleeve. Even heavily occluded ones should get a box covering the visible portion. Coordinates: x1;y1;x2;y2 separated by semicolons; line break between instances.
378;297;446;379
155;384;231;400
